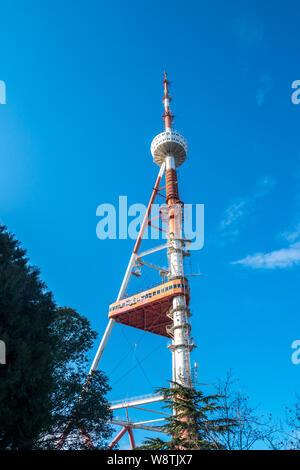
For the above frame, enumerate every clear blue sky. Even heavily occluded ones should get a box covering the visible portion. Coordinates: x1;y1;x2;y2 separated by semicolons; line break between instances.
0;0;299;449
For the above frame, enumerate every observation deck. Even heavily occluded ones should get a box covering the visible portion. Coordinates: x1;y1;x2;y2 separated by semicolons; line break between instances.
151;130;187;168
108;278;190;337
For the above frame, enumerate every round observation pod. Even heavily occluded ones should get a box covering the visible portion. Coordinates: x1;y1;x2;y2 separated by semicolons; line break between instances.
151;130;188;168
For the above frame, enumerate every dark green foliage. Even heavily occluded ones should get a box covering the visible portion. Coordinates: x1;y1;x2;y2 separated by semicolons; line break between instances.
0;225;112;449
139;382;235;450
0;225;55;449
38;307;113;450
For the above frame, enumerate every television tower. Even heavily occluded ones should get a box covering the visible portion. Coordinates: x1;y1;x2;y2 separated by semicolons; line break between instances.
56;73;196;449
91;72;194;388
151;72;194;386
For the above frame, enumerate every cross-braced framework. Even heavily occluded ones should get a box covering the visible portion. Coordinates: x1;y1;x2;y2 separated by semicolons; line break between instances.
56;73;197;450
107;394;167;450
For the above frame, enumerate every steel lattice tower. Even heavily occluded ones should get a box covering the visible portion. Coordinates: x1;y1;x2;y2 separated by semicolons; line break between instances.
56;73;196;450
151;72;194;386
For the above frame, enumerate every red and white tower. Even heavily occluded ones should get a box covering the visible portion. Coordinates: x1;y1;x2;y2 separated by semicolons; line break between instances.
56;73;196;449
88;73;194;390
151;72;194;386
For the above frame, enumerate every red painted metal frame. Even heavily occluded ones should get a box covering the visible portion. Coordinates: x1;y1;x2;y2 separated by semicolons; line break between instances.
79;429;95;449
133;166;164;255
106;426;136;450
128;427;136;449
106;426;128;450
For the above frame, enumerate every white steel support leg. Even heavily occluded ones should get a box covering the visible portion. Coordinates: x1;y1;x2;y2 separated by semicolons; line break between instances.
88;252;137;375
88;319;115;374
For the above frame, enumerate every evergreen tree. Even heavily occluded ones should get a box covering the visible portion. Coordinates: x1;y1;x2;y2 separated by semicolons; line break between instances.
0;225;55;449
139;382;235;450
0;225;112;449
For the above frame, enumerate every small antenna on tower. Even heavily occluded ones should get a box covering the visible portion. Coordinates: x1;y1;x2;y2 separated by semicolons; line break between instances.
162;71;174;130
192;361;199;385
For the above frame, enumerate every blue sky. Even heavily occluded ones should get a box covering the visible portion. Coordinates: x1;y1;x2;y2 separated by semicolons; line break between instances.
0;0;299;448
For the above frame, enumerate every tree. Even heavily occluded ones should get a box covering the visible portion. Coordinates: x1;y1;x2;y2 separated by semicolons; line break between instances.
285;395;300;449
214;372;277;450
273;395;300;450
139;382;235;450
0;225;55;449
0;225;113;449
37;307;113;450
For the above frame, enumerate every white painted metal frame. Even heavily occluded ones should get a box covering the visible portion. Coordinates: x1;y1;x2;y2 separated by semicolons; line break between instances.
110;394;164;410
137;243;168;259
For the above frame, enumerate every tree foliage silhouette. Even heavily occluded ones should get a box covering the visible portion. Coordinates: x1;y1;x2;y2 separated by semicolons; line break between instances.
139;382;235;450
0;225;112;449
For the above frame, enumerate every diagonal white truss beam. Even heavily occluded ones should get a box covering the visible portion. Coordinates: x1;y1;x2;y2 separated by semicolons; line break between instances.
88;163;165;375
137;243;168;259
109;419;166;433
110;394;164;410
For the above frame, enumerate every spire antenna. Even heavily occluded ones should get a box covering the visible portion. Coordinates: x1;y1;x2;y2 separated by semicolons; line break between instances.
162;71;174;130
